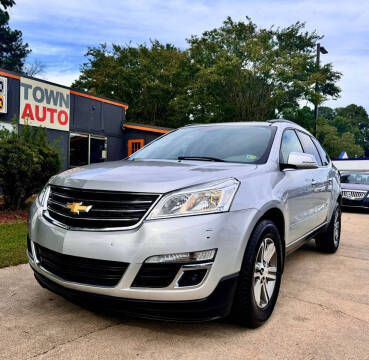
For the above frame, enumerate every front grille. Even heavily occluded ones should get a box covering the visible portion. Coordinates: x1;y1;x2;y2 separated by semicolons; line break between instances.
35;244;129;287
132;263;182;288
342;190;367;200
45;185;159;230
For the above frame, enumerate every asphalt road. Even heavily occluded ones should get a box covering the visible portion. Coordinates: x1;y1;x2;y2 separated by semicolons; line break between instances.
1;211;368;360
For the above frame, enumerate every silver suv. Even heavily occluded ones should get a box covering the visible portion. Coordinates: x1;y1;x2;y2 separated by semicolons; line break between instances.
28;120;341;327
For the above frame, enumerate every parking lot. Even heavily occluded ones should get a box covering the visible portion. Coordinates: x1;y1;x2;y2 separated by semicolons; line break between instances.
0;211;368;360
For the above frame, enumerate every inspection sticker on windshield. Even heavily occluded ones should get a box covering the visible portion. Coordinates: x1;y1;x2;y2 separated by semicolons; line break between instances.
246;154;257;160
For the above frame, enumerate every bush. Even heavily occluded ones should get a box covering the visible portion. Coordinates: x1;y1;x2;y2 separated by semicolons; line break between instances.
0;123;61;210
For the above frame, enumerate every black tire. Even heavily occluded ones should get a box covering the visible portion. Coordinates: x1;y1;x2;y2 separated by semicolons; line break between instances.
232;220;283;328
315;203;341;253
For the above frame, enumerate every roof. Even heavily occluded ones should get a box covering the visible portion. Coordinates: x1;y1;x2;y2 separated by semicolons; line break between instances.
183;119;314;137
123;122;172;134
0;68;128;110
184;121;271;128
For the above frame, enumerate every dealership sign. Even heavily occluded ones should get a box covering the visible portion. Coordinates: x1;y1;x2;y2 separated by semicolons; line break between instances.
0;76;7;113
19;77;70;131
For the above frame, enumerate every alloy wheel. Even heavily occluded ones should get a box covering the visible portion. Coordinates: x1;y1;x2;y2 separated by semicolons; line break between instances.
253;237;277;309
333;211;341;247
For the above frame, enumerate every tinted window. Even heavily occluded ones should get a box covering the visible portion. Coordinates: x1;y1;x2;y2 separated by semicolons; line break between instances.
130;126;276;164
341;172;369;184
70;133;88;167
312;138;329;166
297;132;322;166
280;129;303;163
90;137;108;164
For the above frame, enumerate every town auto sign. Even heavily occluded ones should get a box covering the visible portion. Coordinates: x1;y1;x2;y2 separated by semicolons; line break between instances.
19;77;70;131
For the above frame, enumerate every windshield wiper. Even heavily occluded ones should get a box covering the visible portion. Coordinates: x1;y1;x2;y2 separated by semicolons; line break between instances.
178;156;225;162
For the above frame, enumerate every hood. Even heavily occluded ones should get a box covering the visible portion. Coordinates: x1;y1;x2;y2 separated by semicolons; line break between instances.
51;159;258;193
341;183;369;191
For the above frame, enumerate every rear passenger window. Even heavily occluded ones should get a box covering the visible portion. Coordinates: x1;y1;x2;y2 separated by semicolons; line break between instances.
280;130;304;163
297;132;322;166
312;138;330;166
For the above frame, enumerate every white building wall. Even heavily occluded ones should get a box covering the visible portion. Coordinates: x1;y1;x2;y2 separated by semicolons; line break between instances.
333;159;369;171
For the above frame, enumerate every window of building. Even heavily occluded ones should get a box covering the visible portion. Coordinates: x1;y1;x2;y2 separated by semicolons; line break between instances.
70;133;89;167
128;139;144;156
69;133;107;167
90;136;108;163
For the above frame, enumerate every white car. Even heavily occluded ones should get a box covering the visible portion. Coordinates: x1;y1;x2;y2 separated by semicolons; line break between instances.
28;120;341;327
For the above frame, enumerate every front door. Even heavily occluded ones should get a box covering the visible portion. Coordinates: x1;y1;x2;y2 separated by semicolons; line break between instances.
296;131;330;228
279;129;318;244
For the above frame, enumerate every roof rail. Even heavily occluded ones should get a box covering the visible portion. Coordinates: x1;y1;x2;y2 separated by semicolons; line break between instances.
267;119;298;125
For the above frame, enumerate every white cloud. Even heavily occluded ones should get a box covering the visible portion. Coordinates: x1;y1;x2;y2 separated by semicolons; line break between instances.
42;71;80;87
8;0;369;110
30;43;67;56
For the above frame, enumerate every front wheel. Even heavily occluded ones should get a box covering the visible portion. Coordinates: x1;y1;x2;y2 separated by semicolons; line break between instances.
315;203;341;253
232;220;283;328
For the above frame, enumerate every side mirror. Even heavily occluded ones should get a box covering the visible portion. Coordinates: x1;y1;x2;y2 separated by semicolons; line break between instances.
281;152;318;170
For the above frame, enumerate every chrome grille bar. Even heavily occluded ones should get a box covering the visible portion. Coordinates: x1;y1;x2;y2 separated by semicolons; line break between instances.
44;185;160;231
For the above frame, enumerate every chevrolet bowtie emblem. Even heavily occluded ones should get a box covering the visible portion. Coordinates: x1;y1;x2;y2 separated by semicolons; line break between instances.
66;202;92;214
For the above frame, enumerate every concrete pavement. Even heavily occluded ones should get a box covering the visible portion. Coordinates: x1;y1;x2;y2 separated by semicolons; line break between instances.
0;212;368;359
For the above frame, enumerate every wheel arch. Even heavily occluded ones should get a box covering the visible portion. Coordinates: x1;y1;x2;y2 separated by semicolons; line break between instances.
253;207;286;272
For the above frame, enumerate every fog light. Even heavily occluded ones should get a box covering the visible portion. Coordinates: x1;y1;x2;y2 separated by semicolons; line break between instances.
145;249;216;264
177;269;208;287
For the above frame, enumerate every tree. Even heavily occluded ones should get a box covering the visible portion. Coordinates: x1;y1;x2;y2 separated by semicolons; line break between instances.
0;0;15;9
282;106;315;132
73;17;342;127
73;41;192;128
184;18;341;124
0;0;31;72
317;122;364;158
24;58;46;76
283;105;366;158
0;123;61;210
335;104;369;156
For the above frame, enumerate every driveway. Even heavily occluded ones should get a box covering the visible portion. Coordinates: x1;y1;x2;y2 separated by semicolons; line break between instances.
1;212;368;360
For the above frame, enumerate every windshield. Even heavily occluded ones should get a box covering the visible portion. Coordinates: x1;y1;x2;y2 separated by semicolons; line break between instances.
341;172;369;185
130;125;276;164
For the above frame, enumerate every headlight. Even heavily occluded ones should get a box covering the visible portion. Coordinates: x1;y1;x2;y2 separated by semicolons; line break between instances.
37;175;56;207
37;185;50;207
147;178;239;219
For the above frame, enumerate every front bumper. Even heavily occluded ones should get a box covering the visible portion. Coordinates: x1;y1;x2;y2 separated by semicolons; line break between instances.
342;197;369;209
28;201;257;306
33;270;239;321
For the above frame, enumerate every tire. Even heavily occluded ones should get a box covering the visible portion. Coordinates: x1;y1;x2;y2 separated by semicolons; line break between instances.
315;203;341;254
232;220;283;328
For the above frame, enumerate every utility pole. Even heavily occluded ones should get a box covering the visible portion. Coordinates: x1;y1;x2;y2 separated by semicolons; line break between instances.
314;43;328;137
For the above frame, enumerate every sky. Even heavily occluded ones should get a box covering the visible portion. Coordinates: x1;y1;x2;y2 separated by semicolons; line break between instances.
8;0;369;111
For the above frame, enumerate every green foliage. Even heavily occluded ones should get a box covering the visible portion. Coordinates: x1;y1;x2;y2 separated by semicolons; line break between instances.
0;123;61;210
278;106;315;133
73;17;341;127
72;16;368;158
283;104;367;158
0;0;30;72
0;0;15;9
73;41;192;128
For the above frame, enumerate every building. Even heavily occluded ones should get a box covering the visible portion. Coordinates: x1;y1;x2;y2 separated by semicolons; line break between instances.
332;159;369;172
0;68;171;170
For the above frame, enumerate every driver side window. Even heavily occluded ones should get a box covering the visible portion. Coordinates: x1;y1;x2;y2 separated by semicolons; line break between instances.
280;129;304;163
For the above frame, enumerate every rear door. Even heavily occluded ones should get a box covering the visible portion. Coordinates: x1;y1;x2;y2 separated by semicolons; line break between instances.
296;131;330;228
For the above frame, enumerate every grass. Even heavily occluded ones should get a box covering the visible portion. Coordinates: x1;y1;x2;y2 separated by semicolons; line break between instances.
0;222;28;268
